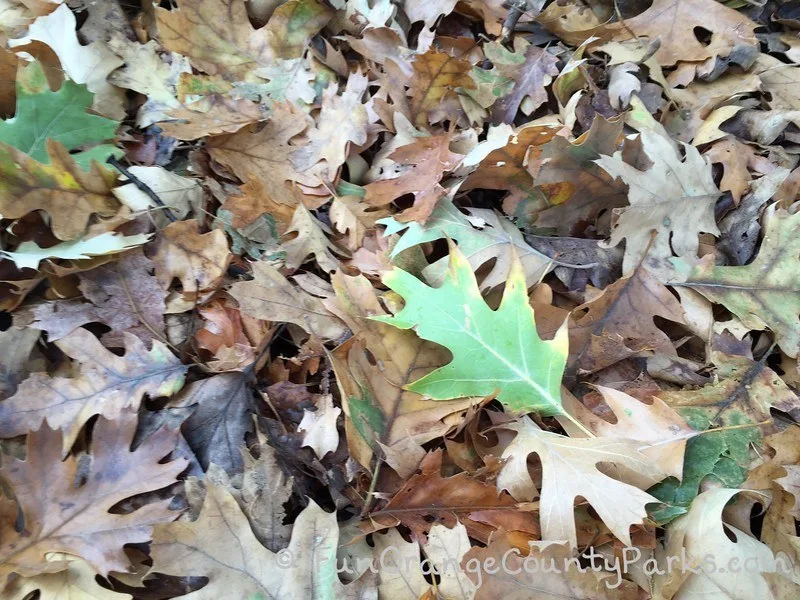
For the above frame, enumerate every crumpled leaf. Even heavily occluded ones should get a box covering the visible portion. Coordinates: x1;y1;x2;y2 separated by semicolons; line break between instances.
291;71;370;177
0;411;187;586
410;49;474;127
0;139;121;242
151;219;232;293
674;206;800;358
279;204;349;273
375;243;569;417
490;42;559;124
0;328;187;449
156;0;332;81
229;259;347;340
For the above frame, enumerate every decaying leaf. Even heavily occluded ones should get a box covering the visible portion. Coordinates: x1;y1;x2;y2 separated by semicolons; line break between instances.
0;411;186;586
0;328;186;449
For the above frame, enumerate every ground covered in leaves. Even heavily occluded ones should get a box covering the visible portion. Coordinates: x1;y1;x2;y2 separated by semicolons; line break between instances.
1;0;800;598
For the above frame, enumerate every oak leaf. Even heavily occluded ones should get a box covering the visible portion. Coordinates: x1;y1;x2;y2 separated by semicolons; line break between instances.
297;394;341;458
609;0;758;66
151;219;232;293
409;49;474;127
596;128;721;273
0;328;187;448
0;411;187;586
673;206;800;358
569;263;685;376
0;60;120;169
497;417;665;547
375;244;570;418
291;71;370;177
158;95;265;141
382;197;552;290
490;43;559;125
147;477;373;599
370;451;539;544
326;271;479;478
25;249;166;344
0;139;119;241
208;102;321;209
364;132;463;223
229;260;347;340
279;204;349;273
534;116;627;236
0;232;149;270
156;0;332;81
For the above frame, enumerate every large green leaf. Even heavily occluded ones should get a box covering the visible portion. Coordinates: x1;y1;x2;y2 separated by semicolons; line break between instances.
0;61;120;170
375;243;569;418
673;206;800;357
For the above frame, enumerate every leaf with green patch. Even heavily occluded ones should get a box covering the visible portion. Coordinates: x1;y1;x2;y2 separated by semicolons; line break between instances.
375;243;571;419
673;206;800;358
0;61;120;170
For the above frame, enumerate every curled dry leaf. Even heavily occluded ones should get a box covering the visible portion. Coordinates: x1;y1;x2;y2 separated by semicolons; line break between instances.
151;219;232;293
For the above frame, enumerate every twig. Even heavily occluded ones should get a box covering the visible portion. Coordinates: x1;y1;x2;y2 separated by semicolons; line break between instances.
106;156;178;222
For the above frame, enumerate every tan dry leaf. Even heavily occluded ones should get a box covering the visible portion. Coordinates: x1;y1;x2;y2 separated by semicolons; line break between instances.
409;49;474;127
330;194;389;251
156;0;331;81
208;102;321;209
363;132;464;223
464;533;639;599
656;489;786;598
5;553;133;600
148;479;372;599
151;219;232;293
10;4;125;118
497;417;663;548
279;204;349;273
0;328;186;449
158;95;265;140
0;411;186;586
221;178;296;231
298;394;341;458
0;46;18;116
113;166;202;227
229;260;347;340
608;0;757;66
291;71;370;177
370;450;539;544
0;139;119;241
597;129;721;273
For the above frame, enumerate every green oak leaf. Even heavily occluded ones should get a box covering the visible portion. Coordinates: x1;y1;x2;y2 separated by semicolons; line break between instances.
673;205;800;357
374;243;569;417
0;60;120;170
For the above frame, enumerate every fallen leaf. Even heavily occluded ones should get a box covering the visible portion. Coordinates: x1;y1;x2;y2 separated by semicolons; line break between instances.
410;49;474;127
0;411;186;586
230;260;347;340
0;328;186;448
674;206;800;357
298;393;340;458
491;43;559;124
151;219;232;294
376;243;569;417
1;231;149;270
279;204;349;273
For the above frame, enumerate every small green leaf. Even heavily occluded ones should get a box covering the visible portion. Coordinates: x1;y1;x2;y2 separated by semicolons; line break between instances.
375;243;568;416
0;61;120;170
